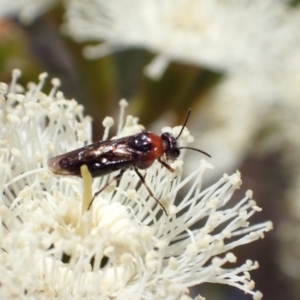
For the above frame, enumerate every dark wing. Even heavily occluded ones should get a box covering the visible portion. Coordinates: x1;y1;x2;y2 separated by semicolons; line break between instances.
48;135;141;178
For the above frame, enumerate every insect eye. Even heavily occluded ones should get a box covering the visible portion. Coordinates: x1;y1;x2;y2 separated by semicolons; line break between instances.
168;148;180;159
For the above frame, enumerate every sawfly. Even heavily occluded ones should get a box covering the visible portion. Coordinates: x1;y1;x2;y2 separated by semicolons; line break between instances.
48;109;210;215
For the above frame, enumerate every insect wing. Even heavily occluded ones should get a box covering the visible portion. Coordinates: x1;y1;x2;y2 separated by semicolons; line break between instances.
48;135;138;177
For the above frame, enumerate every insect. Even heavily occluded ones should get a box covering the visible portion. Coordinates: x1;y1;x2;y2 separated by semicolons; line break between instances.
48;109;210;215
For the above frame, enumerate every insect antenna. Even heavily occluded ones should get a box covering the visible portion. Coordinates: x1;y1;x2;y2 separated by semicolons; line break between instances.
175;108;192;139
178;146;211;158
176;109;211;158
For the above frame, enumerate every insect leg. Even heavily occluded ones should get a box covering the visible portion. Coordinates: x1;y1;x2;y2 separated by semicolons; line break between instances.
134;167;168;216
87;168;127;210
158;157;175;172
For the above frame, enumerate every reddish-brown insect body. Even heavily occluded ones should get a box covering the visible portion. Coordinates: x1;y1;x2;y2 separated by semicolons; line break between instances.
48;109;210;215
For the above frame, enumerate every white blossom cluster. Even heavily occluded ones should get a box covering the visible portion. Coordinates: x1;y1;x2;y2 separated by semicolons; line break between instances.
62;0;300;78
183;70;300;287
0;70;272;299
1;0;299;79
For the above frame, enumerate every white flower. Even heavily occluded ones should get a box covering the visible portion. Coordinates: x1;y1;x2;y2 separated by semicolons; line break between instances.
0;70;272;299
63;0;300;78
